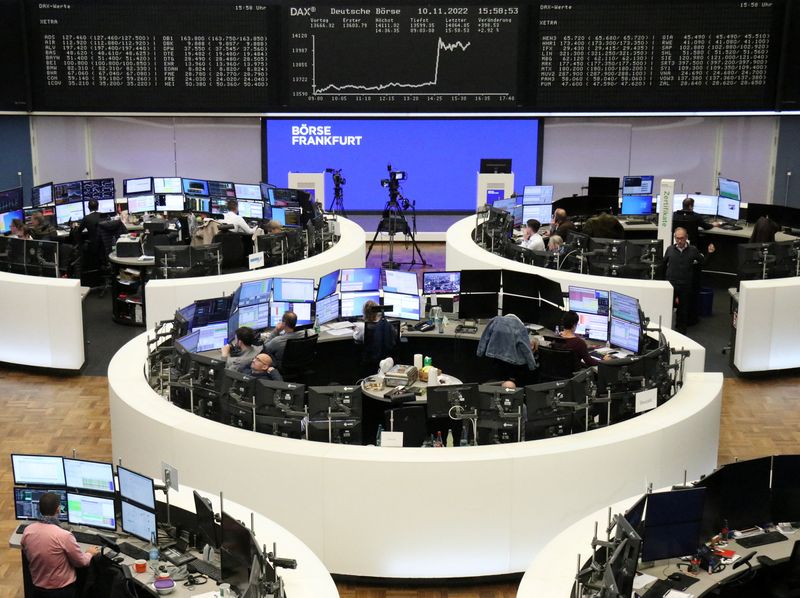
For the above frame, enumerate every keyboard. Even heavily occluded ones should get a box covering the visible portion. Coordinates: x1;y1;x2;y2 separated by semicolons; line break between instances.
72;531;101;545
720;224;743;231
188;559;222;582
625;219;652;226
641;579;675;598
737;530;788;548
118;541;151;561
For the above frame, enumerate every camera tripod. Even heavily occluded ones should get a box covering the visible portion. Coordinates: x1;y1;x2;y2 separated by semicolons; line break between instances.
326;168;347;217
366;177;427;270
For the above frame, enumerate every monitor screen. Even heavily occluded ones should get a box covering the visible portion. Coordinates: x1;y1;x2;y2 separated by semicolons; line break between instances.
83;199;115;215
610;291;640;324
588;177;620;197
63;458;115;494
641;488;706;562
238;200;263;219
610;317;640;353
117;466;155;510
575;312;609;342
121;499;157;543
267;188;301;207
624;495;647;530
718;177;741;202
32;183;54;207
269;301;313;327
235;183;262;200
66;492;117;531
491;197;517;212
341;291;381;319
316;294;340;325
422;271;460;295
1;209;25;233
522;185;554;205
317;270;340;301
123;177;152;196
384;270;419;296
621;195;653;216
238;303;271;331
383;292;421;321
674;194;718;216
12;454;66;486
569;286;609;316
157;194;185;211
522;203;553;225
15;487;68;521
53;181;83;204
340;268;381;292
209;198;228;215
460;269;502;294
176;330;200;353
622;175;654;195
81;178;115;201
194;491;220;549
0;187;22;213
195;322;228;352
239;279;272;307
153;177;182;194
273;278;315;302
717;196;740;221
271;206;286;225
208;181;235;198
55;202;84;225
182;178;210;196
127;195;155;214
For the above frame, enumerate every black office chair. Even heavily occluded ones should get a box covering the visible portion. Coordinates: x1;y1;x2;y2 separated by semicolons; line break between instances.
384;405;427;447
758;539;800;598
537;345;576;382
211;231;245;270
281;332;319;382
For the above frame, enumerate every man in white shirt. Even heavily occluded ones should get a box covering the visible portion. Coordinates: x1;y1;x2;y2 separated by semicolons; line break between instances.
520;219;545;251
222;199;256;235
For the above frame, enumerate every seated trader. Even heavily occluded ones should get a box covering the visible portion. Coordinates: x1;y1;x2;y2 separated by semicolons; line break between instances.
29;212;57;241
354;300;397;375
555;310;611;369
74;199;107;247
520;219;545;251
247;353;283;381
582;211;624;239
10;218;31;240
221;326;262;371
672;196;715;252
267;220;283;235
261;311;311;370
353;300;380;342
750;216;781;243
222;199;256;235
548;235;564;253
21;492;99;598
663;227;706;333
547;208;574;238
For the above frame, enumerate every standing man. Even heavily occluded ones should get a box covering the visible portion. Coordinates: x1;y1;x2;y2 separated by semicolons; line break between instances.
663;227;706;334
520;219;545;251
21;492;98;597
223;199;257;235
75;199;106;248
672;197;716;252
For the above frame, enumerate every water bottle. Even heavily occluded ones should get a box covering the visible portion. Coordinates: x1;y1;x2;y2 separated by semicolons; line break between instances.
446;429;454;447
432;306;444;333
314;315;320;335
460;426;469;446
149;532;160;572
376;424;383;447
434;431;444;447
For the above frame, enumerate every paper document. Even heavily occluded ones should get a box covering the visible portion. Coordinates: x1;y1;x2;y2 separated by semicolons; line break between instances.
594;347;615;355
632;572;657;590
663;590;694;598
325;327;355;337
324;321;354;330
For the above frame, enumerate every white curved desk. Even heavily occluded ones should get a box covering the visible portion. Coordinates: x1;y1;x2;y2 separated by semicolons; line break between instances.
110;331;721;580
445;216;676;329
0;271;84;370
144;217;366;328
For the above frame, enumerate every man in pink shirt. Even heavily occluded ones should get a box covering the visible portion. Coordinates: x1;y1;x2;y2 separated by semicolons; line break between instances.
21;493;99;597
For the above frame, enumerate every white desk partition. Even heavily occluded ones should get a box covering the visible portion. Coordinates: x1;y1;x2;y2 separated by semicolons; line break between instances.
446;216;676;329
145;217;365;328
110;332;720;580
0;271;84;370
734;277;800;372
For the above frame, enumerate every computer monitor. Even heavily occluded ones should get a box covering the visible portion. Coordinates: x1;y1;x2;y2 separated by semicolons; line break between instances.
208;181;236;198
422;271;460;295
458;293;499;320
152;177;182;194
674;193;718;217
31;183;54;208
272;277;314;302
235;183;261;200
568;286;609;315
182;178;210;196
53;181;83;205
718;176;741;202
121;499;157;542
267;188;302;207
317;270;340;301
610;291;640;324
0;209;24;233
316;294;340;325
156;194;185;212
340;268;381;292
383;292;421;321
460;269;501;294
384;270;419;295
81;178;115;201
622;175;654;195
14;487;68;521
341;291;381;319
209;198;229;215
624;494;647;531
11;454;66;486
576;312;609;342
501;294;539;324
55;202;84;225
127;194;155;214
221;511;256;592
63;458;115;494
588;177;620;197
641;488;706;562
307;385;362;418
117;465;156;510
195;322;228;352
66;492;117;531
83;199;115;215
271;206;286;225
237;303;271;331
621;195;653;216
501;269;539;298
479;158;512;174
238;279;272;307
269;301;313;327
522;203;553;225
193;490;221;549
716;196;740;222
491;197;517;212
254;379;306;416
522;185;554;205
770;455;800;522
123;177;152;196
610;317;640;354
427;384;480;418
238;200;263;219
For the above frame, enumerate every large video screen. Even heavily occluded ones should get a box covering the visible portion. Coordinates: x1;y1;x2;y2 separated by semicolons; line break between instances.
264;118;541;211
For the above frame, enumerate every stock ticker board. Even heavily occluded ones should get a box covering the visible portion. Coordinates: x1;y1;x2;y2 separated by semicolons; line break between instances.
284;5;524;109
26;0;278;112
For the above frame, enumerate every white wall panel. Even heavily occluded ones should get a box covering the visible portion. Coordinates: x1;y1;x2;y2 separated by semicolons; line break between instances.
174;117;261;183
719;116;777;204
31;116;88;185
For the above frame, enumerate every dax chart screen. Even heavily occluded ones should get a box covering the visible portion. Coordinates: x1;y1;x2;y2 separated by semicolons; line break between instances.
284;4;523;109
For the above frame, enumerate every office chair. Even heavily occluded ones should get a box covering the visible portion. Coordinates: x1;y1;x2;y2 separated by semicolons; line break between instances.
82;554;137;597
211;230;245;269
281;332;319;382
384;405;427;447
536;345;577;382
758;539;800;598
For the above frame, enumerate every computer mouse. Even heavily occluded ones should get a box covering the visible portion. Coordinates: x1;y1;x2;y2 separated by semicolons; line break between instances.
669;572;683;581
112;556;125;563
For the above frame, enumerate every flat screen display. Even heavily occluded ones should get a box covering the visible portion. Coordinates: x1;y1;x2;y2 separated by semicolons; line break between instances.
121;499;157;543
383;291;421;321
15;487;69;521
237;303;271;330
341;291;381;319
153;177;182;194
674;194;718;217
1;209;25;233
63;458;115;494
208;181;235;198
157;194;185;211
610;291;640;324
238;279;272;307
0;186;24;212
575;312;609;342
32;183;54;208
83;199;115;214
316;294;340;325
622;176;654;195
182;178;209;197
55;202;84;225
54;181;83;204
66;492;116;531
641;488;706;562
717;196;740;221
422;271;460;295
384;270;419;296
610;317;640;353
117;466;156;510
272;278;314;302
522;203;553;225
522;185;553;205
123;177;152;196
317;270;340;301
569;286;609;316
718;177;741;202
127;195;155;214
176;330;200;353
238;200;263;219
195;322;228;352
621;195;653;216
12;454;66;486
269;301;313;327
340;268;381;292
235;184;262;200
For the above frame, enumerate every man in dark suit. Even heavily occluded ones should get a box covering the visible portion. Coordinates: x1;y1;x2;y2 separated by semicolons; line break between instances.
672;196;716;251
76;199;106;247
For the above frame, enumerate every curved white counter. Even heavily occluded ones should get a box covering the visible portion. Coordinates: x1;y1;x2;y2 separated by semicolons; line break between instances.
145;217;366;328
0;271;84;370
110;332;722;580
446;216;675;329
